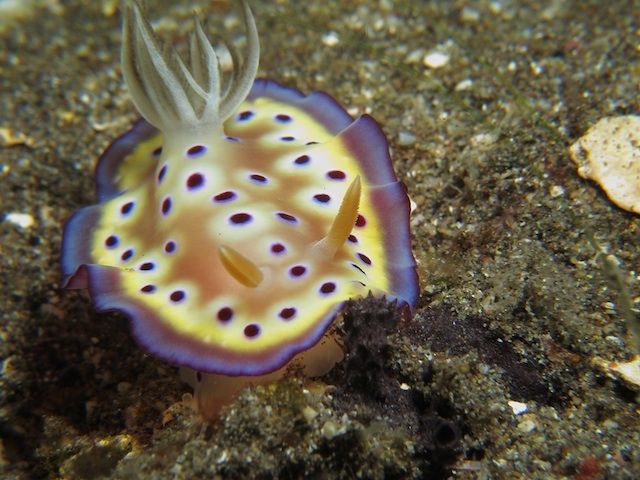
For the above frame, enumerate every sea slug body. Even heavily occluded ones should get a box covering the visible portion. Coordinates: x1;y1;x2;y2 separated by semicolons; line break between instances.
61;0;418;383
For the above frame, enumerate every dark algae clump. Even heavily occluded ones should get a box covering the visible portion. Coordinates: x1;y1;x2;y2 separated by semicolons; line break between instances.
1;0;639;479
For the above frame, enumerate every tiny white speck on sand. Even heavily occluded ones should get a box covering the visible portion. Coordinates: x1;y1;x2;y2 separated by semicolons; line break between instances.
5;212;35;228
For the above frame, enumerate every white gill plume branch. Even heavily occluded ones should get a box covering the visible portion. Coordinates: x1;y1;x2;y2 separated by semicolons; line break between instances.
218;0;259;121
121;0;260;134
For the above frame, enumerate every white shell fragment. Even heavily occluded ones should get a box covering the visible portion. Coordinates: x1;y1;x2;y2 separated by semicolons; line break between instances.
592;355;640;390
569;115;640;214
423;50;450;69
5;212;35;229
507;400;528;415
321;31;340;47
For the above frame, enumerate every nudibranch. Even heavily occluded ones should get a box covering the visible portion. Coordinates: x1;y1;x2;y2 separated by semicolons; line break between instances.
61;0;418;380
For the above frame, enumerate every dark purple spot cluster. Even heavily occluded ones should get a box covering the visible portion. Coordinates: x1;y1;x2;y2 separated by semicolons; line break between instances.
187;173;205;190
270;243;286;255
161;197;172;216
213;306;262;340
157;164;168;183
120;201;135;216
276;212;298;224
294;155;310;165
105;235;119;248
351;263;367;275
230;212;252;225
249;173;268;184
244;324;260;338
320;282;336;295
213;191;236;203
279;307;296;320
275;113;292;123
187;145;206;157
313;193;330;204
164;240;176;254
327;170;346;180
358;253;372;265
217;307;233;323
170;290;186;303
289;265;307;278
106;116;374;346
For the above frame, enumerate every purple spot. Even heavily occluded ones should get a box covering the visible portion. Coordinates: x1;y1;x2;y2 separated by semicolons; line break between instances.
271;243;286;255
276;212;298;224
217;307;233;323
141;284;156;293
275;113;292;122
161;197;172;216
105;235;118;248
152;146;163;157
121;249;134;261
230;212;252;225
238;110;253;121
320;282;336;295
294;155;310;165
249;173;268;184
348;234;358;243
279;307;296;320
186;173;205;190
313;193;331;204
213;191;237;203
289;265;307;277
355;214;366;227
170;290;186;303
280;136;295;142
139;262;155;271
187;145;206;157
120;201;135;215
327;170;346;180
351;263;367;275
244;324;261;338
225;136;240;142
157;164;167;183
358;253;372;265
164;241;176;254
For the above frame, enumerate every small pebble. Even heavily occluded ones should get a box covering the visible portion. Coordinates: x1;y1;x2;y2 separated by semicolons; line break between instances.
302;406;318;423
398;131;416;146
423;50;450;69
518;418;537;433
321;31;340;47
454;78;473;91
5;212;35;228
460;6;481;22
549;185;565;198
508;400;528;415
321;420;338;439
405;48;424;64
